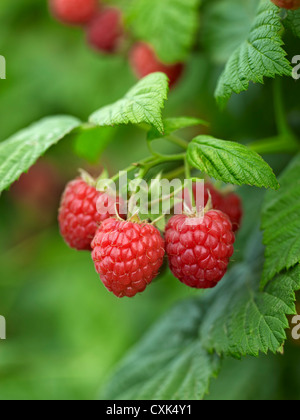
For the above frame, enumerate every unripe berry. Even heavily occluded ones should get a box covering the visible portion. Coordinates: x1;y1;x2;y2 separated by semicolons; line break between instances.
271;0;300;9
130;42;184;88
91;218;165;297
86;8;124;53
49;0;98;25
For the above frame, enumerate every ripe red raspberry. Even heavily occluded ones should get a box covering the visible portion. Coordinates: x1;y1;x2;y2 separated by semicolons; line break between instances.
130;42;184;88
271;0;300;9
165;211;235;289
86;8;123;53
49;0;98;25
58;177;123;251
91;218;165;298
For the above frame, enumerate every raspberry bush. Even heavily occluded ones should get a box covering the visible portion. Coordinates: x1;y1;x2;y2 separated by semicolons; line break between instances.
1;0;300;401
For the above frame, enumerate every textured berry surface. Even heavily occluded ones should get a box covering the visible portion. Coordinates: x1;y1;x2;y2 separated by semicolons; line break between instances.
58;178;122;251
86;8;123;53
271;0;300;9
130;42;184;88
165;211;235;289
91;218;165;298
49;0;98;25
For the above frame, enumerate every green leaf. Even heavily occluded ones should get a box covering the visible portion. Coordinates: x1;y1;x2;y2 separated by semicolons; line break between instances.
215;0;292;107
187;135;279;189
284;9;300;38
202;0;259;64
262;154;300;286
89;73;168;134
127;0;200;63
74;125;116;164
0;116;81;193
101;228;300;399
101;299;221;400
201;262;300;357
147;117;208;141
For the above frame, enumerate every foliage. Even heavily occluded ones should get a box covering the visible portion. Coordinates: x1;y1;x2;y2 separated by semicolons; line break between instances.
1;0;300;401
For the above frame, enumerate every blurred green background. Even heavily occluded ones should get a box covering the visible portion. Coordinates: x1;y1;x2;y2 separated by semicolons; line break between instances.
0;0;300;400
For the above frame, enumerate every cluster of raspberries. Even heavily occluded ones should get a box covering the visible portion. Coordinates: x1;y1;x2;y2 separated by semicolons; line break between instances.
58;175;242;298
48;0;184;87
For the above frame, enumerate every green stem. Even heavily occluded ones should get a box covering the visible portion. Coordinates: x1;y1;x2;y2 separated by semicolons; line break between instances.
273;78;299;148
110;157;153;182
166;135;189;150
273;78;290;137
139;153;186;178
247;80;299;155
184;156;196;212
164;166;185;180
248;135;300;155
111;153;186;182
184;156;191;179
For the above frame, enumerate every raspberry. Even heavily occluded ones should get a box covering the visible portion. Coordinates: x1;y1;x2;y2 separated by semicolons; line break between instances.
91;218;165;298
176;182;243;232
271;0;300;9
58;177;123;251
49;0;98;25
199;183;243;233
130;42;184;88
165;211;235;289
11;160;62;215
86;8;123;53
217;190;243;233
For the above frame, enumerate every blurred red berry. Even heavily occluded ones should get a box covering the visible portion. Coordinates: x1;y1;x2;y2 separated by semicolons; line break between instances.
197;183;243;233
11;160;62;215
49;0;98;25
86;8;124;53
217;190;243;233
58;177;123;251
130;42;184;88
271;0;300;9
165;211;235;289
91;218;165;297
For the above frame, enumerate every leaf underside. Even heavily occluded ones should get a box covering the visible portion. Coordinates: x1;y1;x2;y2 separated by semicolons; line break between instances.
0;115;81;193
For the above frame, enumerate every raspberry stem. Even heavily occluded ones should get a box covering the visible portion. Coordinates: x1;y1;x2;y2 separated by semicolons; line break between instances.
165;135;189;150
